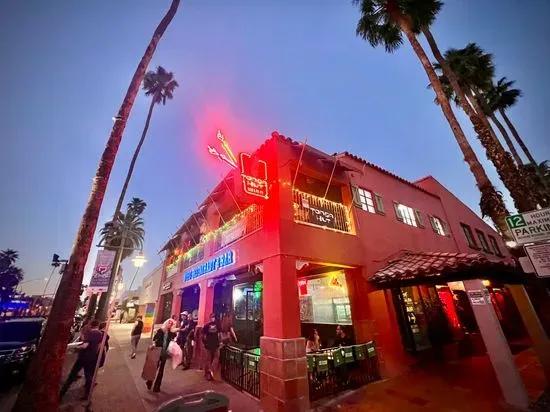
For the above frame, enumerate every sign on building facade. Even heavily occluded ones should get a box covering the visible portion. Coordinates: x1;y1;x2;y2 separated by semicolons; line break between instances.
506;207;550;245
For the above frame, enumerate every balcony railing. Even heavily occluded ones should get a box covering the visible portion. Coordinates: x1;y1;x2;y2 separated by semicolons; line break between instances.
293;189;352;234
211;204;264;253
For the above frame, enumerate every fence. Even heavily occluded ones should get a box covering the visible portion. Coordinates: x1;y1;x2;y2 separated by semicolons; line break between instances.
220;345;260;398
293;190;351;233
307;342;381;401
212;204;264;253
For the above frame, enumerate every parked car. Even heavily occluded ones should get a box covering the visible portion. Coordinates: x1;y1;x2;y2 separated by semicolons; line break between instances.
0;317;45;380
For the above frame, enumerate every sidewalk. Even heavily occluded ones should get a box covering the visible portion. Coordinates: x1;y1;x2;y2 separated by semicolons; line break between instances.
103;323;261;412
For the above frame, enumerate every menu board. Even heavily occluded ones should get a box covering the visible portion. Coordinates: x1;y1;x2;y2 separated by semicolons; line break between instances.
299;295;313;322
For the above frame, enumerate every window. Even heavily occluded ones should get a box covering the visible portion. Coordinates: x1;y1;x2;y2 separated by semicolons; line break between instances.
374;193;385;214
461;223;478;249
394;202;417;227
430;215;446;236
357;188;376;213
476;230;491;253
488;235;503;256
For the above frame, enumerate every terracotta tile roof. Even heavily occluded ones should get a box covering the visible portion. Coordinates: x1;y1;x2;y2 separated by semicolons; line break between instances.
369;250;515;286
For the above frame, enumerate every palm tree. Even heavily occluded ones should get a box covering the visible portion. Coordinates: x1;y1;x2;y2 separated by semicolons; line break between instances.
12;2;180;411
0;249;19;266
432;44;547;208
95;198;147;319
485;77;537;165
353;0;511;236
113;66;178;216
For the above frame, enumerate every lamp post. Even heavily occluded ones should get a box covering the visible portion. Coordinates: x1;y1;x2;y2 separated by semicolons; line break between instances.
128;251;148;292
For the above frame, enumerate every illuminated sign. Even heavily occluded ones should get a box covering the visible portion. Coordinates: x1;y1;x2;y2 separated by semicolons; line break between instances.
207;130;269;200
183;250;235;282
240;153;269;199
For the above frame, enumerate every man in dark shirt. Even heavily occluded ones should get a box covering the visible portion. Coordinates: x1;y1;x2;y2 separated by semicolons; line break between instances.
202;313;220;381
177;311;196;369
60;320;103;400
130;315;143;359
334;325;354;347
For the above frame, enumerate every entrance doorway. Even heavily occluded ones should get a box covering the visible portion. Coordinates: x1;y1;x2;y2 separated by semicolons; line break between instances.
160;293;173;322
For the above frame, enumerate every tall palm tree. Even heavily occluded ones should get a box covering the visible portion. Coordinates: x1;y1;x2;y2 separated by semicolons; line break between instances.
432;44;547;208
0;249;19;266
485;77;537;165
12;2;180;411
113;66;178;215
0;249;23;301
353;0;511;236
95;198;147;319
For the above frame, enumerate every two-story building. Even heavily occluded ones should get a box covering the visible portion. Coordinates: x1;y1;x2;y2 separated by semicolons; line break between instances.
154;132;546;411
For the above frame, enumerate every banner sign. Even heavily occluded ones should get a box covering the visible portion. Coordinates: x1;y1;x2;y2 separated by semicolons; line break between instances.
525;243;550;278
300;197;336;230
221;219;246;248
143;302;155;334
183;250;235;282
88;250;116;293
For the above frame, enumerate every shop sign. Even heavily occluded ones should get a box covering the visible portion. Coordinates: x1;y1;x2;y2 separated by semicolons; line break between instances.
524;243;550;278
467;290;487;305
88;250;116;293
221;219;246;247
183;250;235;282
506;207;550;245
162;281;172;292
306;203;336;230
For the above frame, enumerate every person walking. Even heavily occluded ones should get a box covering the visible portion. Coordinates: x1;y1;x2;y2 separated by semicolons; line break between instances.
99;321;110;368
145;318;177;392
219;312;237;346
130;315;144;359
177;311;196;370
60;319;104;400
202;313;220;381
119;311;125;324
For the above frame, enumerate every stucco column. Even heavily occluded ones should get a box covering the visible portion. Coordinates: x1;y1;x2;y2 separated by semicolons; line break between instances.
367;289;412;377
260;255;309;411
345;267;373;343
506;284;550;384
463;279;529;410
197;279;215;327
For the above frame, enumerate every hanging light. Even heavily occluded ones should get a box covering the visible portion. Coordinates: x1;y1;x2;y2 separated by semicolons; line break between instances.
132;251;148;268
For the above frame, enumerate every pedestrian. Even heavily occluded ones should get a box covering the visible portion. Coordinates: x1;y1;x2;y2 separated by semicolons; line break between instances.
119;311;125;324
219;312;237;345
177;311;196;370
202;313;220;381
145;318;177;392
334;325;354;347
99;321;110;368
78;316;92;341
60;319;103;401
130;315;144;359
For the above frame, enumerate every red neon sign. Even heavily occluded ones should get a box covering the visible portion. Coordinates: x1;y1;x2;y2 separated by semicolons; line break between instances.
207;130;269;200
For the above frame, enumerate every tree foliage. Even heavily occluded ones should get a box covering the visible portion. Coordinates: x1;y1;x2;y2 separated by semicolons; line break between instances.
0;249;24;300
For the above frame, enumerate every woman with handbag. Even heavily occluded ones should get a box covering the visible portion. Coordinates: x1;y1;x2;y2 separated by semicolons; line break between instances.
142;318;177;392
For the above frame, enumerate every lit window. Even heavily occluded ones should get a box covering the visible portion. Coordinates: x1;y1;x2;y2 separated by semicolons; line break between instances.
461;223;478;249
357;188;376;213
476;230;491;253
488;235;503;256
394;203;417;227
430;216;446;236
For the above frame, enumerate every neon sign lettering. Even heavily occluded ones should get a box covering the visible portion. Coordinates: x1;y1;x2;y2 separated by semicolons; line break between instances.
207;130;269;200
183;249;235;282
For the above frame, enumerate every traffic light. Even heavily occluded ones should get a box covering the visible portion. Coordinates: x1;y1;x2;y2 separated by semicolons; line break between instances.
52;254;60;267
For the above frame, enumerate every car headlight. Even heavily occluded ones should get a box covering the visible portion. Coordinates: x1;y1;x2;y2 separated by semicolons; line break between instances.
14;344;36;357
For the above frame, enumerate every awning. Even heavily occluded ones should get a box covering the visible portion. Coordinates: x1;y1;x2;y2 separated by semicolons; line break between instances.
368;250;525;288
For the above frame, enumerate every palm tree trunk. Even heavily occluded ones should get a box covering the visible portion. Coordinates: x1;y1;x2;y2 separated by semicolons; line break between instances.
394;22;509;235
113;98;156;216
499;108;537;165
488;112;523;165
12;2;180;411
421;28;538;213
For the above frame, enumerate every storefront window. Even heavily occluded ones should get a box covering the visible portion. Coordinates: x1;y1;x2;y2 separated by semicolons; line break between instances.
298;271;352;325
233;282;262;321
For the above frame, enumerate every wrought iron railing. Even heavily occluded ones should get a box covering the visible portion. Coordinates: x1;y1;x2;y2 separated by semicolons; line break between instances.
220;345;260;398
293;190;352;234
307;342;380;401
212;204;264;253
180;244;204;271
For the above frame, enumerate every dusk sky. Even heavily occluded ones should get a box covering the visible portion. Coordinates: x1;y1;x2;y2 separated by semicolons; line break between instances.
1;1;549;296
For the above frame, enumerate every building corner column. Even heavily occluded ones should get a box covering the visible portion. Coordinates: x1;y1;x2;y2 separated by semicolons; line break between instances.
506;283;550;385
463;279;529;410
260;255;309;411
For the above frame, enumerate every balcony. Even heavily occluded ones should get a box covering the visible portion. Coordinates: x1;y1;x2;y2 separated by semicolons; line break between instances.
165;204;264;276
293;189;352;234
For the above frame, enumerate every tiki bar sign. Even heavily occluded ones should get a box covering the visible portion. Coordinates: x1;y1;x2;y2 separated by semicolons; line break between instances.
183;250;235;282
207;130;269;200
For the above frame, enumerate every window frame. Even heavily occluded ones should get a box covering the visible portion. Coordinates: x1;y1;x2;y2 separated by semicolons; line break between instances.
488;235;504;257
356;187;376;214
394;202;418;227
430;215;447;236
461;223;479;249
475;229;492;254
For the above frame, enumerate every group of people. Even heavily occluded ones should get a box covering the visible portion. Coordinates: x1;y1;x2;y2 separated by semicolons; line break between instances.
305;325;355;353
60;317;110;401
140;311;238;392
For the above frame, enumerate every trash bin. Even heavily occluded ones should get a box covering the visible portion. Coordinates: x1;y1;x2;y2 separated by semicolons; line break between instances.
154;391;229;412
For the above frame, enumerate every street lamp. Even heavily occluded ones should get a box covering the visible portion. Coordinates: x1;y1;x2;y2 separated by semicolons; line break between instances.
128;251;147;292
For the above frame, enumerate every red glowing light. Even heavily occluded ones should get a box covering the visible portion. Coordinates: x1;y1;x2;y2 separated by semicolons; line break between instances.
240;152;268;200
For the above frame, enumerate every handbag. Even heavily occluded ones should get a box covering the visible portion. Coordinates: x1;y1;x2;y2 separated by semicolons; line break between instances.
141;346;161;381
